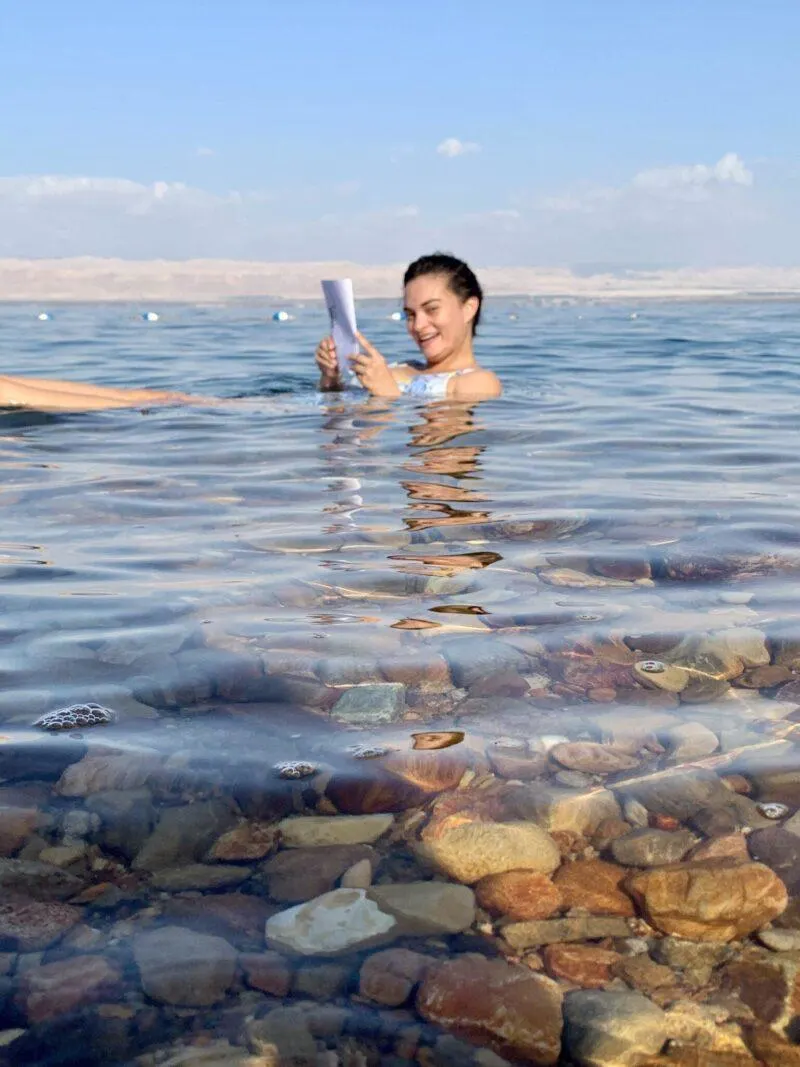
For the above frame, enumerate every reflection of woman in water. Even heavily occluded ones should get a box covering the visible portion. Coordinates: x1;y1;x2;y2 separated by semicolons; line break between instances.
315;253;502;401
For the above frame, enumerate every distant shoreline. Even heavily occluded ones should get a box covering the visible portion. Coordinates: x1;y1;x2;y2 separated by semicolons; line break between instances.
2;258;800;303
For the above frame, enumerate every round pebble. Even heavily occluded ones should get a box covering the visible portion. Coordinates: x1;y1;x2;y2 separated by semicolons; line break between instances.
273;760;319;779
757;802;790;820
346;744;389;760
33;703;116;731
637;660;667;674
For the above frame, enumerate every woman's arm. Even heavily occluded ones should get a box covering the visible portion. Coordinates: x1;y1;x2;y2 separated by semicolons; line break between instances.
0;375;203;412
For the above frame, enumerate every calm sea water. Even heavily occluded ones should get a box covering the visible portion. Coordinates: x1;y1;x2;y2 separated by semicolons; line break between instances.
2;299;800;718
2;299;800;1064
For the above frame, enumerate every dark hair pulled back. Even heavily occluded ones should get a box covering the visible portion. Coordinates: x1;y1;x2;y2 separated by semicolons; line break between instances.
403;252;483;336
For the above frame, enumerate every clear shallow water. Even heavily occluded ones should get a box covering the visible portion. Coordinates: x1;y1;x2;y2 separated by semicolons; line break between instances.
2;301;800;1064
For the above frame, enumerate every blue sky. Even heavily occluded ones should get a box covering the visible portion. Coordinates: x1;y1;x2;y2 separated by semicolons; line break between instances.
2;1;798;265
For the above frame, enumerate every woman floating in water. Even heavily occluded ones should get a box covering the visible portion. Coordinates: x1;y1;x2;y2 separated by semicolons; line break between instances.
0;253;500;411
316;253;502;401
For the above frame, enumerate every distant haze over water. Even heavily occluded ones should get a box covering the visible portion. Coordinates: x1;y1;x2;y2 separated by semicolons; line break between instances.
3;258;800;303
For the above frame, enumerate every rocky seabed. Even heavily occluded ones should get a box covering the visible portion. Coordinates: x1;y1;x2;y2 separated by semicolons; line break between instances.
6;540;800;1063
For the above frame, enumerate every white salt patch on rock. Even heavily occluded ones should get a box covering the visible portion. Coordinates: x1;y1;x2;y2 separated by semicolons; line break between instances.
266;888;397;956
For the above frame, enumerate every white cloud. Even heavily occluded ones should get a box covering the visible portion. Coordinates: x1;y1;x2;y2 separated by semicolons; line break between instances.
632;152;753;192
533;153;756;216
436;137;481;158
195;146;215;157
0;152;796;267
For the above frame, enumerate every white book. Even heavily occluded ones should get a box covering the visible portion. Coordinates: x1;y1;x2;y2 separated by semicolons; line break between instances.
321;278;360;382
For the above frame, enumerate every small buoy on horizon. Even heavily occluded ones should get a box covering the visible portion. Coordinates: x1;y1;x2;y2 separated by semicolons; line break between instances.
389;311;403;321
629;312;639;320
272;310;291;322
37;312;51;321
142;311;160;322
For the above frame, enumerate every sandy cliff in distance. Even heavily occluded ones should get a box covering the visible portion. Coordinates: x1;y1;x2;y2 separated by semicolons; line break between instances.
2;258;800;302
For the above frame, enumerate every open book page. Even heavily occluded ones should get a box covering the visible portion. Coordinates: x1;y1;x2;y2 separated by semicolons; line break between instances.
321;279;360;383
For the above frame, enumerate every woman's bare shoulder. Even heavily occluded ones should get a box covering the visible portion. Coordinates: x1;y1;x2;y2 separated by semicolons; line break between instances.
450;369;502;400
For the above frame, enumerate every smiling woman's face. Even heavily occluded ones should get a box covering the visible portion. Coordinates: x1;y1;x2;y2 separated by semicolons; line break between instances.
403;273;477;365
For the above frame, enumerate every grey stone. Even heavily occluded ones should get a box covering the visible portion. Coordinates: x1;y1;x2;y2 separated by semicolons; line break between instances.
262;844;376;903
149;864;252;891
247;1007;317;1065
133;925;237;1006
757;927;800;952
331;683;406;725
610;829;697;868
613;767;733;821
651;937;732;986
563;990;667;1066
0;859;85;901
132;799;236;871
367;882;476;936
443;636;530;689
292;962;350;999
85;788;156;861
502;916;630;950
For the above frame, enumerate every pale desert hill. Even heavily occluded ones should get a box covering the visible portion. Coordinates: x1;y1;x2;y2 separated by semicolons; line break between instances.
2;258;800;302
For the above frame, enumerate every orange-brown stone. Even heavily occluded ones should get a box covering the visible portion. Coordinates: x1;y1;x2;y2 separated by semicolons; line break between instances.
542;943;620;988
207;822;279;862
475;870;563;920
0;806;39;857
360;947;434;1006
240;951;291;997
686;833;750;864
553;859;635;917
417;955;563;1065
17;955;123;1023
627;860;788;941
550;742;639;775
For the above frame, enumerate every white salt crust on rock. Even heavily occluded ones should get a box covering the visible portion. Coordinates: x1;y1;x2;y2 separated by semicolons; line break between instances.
265;888;397;956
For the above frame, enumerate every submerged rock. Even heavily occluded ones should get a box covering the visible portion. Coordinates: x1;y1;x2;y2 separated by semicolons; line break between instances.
133;925;237;1006
475;870;563;920
360;947;434;1007
0;899;82;950
277;814;393;848
367;882;476;935
331;683;406;725
627;860;788;941
418;821;561;884
17;955;123;1023
553;859;636;917
550;742;640;775
0;859;85;901
610;828;698;868
417;955;563;1065
265;888;397;956
261;844;377;902
562;989;667;1067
